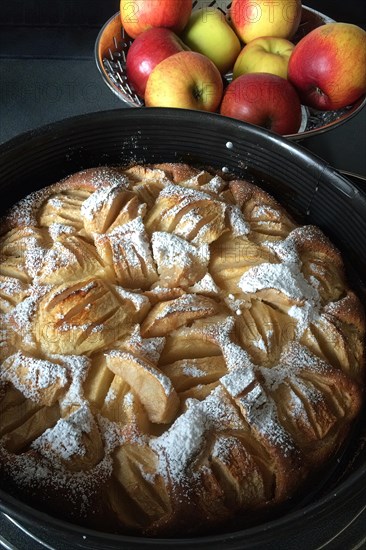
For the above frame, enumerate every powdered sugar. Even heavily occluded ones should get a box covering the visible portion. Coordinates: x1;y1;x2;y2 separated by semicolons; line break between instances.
10;283;50;348
227;205;250;237
237;384;295;454
152;231;209;276
123;324;165;364
1;352;68;402
150;387;244;483
0;277;26;298
95;216;157;284
80;177;129;222
41;241;77;276
238;259;321;337
55;355;90;412
48;223;74;240
188;273;220;296
114;286;150;313
24;233;48;279
32;402;94;461
239;262;319;303
181;363;206;378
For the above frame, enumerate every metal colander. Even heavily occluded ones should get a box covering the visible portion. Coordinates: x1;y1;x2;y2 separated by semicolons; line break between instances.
94;2;366;140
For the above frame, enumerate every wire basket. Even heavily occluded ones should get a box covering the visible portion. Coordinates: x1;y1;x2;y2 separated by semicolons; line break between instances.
95;2;366;139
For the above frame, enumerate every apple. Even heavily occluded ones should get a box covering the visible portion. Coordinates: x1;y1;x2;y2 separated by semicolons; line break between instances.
233;37;295;80
220;72;302;135
181;8;241;75
230;0;302;43
126;28;188;99
288;22;366;111
120;0;192;39
145;51;223;112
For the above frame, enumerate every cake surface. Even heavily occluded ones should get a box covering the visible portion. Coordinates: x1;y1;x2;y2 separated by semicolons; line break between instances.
0;163;364;535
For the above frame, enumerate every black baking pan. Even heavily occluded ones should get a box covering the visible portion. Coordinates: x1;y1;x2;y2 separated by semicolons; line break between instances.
0;108;365;549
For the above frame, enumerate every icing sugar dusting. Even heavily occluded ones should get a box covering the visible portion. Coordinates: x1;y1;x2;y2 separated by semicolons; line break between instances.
1;352;68;402
32;402;94;461
151;387;244;483
239;262;319;302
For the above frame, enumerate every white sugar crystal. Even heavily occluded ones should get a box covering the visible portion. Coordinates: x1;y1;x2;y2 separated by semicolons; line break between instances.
1;352;68;402
81;178;128;221
151;387;243;482
53;354;90;411
0;277;25;297
104;386;117;404
48;223;74;240
24;234;48;278
151;231;209;273
126;324;165;364
181;362;205;378
188;273;220;295
220;364;256;398
201;175;226;194
253;336;266;351
227;205;250;237
114;286;150;312
239;262;319;303
32;402;94;461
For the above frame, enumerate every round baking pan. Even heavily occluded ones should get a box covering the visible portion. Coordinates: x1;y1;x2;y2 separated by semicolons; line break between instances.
0;108;365;549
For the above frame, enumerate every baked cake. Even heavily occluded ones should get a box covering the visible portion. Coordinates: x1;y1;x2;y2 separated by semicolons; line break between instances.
0;163;364;535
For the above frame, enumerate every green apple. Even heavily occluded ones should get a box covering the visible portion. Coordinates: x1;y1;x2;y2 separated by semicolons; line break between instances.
233;37;295;80
181;8;241;75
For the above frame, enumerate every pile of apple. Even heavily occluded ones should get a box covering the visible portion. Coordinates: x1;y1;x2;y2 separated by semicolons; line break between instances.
121;0;366;135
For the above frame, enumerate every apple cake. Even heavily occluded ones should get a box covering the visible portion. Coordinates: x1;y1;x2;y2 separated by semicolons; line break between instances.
0;163;364;536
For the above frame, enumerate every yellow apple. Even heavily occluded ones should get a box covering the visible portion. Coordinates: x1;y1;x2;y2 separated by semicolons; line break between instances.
230;0;302;43
145;51;223;112
181;8;241;74
233;37;295;80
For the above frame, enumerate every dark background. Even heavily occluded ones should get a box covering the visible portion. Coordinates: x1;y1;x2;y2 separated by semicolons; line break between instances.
0;0;365;176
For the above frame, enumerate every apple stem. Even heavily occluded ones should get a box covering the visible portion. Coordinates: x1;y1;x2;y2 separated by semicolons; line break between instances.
192;87;202;100
315;86;325;96
264;118;273;130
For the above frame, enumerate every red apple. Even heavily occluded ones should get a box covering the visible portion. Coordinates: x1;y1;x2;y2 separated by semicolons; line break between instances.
145;51;223;112
126;28;188;99
220;73;302;135
120;0;193;39
230;0;302;43
288;22;366;111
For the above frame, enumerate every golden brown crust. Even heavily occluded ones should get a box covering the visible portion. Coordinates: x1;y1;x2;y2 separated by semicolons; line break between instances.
0;163;364;536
